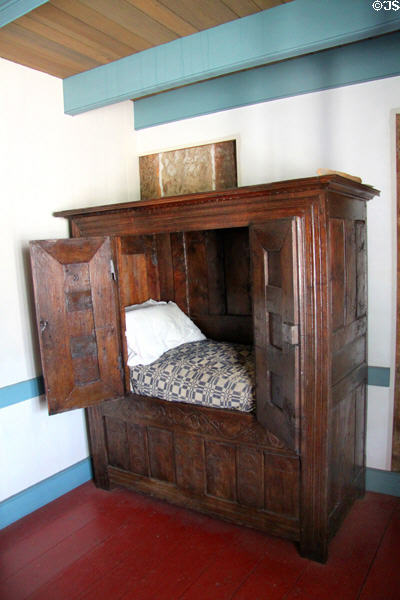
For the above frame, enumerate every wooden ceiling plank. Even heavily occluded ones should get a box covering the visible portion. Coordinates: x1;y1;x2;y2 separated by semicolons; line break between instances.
51;0;152;52
18;14;114;65
0;30;75;77
157;0;239;31
252;0;287;10
32;3;139;61
80;0;179;46
124;0;198;37
221;0;262;18
2;22;99;73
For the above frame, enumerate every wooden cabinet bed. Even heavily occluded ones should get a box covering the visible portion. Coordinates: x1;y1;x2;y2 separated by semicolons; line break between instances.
30;175;378;562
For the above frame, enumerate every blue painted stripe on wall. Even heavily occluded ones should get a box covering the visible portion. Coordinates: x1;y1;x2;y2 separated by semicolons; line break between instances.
368;367;391;387
0;375;44;409
0;0;48;28
134;31;400;130
0;458;92;529
63;0;400;116
366;467;400;497
0;365;391;412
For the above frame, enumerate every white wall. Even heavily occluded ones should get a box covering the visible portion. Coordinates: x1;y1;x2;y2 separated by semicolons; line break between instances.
0;58;139;501
137;76;400;470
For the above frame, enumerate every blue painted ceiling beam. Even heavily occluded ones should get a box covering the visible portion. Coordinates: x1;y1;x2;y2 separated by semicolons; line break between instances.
63;0;400;116
133;32;400;130
0;0;48;28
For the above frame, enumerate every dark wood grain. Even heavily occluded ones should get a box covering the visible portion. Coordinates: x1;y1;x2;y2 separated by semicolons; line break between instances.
205;440;237;501
127;423;148;476
171;232;189;312
32;175;379;563
30;237;124;414
105;417;130;471
174;432;205;494
223;228;251;315
264;453;299;518
327;202;369;551
237;446;263;508
251;218;301;452
185;231;210;315
147;427;175;483
205;230;226;315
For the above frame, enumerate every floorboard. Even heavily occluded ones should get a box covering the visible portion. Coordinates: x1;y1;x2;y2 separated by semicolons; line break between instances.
0;483;399;600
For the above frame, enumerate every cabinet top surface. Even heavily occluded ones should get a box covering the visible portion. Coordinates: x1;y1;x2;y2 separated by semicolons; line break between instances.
54;175;379;220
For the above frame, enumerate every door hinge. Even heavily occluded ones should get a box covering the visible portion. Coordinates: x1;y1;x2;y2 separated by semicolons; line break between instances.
110;259;117;281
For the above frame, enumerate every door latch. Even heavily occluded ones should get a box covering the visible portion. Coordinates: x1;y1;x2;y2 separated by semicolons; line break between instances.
282;322;299;345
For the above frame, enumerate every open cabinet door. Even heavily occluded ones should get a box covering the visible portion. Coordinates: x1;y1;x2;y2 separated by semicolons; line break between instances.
250;219;302;452
30;238;124;415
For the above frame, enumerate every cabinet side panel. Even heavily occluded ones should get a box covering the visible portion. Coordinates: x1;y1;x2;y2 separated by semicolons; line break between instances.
329;206;367;530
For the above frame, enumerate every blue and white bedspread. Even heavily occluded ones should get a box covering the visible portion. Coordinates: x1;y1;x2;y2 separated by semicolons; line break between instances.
129;339;255;412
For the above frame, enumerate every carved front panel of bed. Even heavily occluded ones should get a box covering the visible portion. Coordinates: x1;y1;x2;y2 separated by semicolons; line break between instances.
30;176;379;562
90;396;300;541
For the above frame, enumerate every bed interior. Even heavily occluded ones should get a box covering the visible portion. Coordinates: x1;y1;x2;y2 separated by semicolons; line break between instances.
117;226;255;409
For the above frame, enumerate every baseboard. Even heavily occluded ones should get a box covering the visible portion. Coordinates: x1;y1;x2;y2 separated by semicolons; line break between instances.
366;467;400;497
0;458;92;529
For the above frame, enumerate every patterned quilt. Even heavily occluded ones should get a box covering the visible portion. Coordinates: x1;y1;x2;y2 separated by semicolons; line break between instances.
129;339;255;412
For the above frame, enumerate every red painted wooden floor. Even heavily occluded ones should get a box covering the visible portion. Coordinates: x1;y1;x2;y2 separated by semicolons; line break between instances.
1;483;399;600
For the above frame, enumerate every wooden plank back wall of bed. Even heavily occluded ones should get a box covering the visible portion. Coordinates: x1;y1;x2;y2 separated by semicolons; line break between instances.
116;228;252;344
30;176;379;563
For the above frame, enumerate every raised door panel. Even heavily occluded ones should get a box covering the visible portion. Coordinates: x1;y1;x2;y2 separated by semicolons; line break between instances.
30;238;124;414
250;219;302;452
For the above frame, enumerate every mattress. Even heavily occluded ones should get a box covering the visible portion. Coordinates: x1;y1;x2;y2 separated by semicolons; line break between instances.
129;339;255;412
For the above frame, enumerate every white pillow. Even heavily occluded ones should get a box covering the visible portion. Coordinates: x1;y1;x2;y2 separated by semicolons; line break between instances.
125;299;205;366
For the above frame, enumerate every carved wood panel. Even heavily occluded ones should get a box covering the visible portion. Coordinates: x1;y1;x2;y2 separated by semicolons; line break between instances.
127;423;148;477
30;237;124;414
102;402;301;522
264;453;299;518
105;417;130;472
147;427;176;483
174;432;205;494
250;219;301;451
205;440;237;501
237;446;264;508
